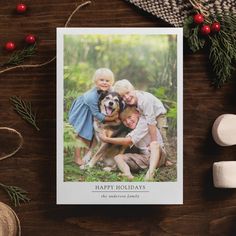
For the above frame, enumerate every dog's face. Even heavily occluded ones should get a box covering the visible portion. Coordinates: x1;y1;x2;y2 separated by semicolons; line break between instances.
99;91;124;116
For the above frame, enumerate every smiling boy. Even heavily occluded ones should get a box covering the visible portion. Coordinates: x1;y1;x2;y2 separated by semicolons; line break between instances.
113;80;168;143
99;106;171;181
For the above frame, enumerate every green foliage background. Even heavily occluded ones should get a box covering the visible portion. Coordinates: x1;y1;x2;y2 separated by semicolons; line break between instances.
64;34;177;182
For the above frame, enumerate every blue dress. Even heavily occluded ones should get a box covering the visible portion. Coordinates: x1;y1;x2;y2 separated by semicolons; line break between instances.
68;87;105;141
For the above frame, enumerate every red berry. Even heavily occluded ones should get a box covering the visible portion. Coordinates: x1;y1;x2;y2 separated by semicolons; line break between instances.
193;13;204;24
25;34;36;44
211;22;221;32
200;25;211;35
5;41;16;51
16;3;27;13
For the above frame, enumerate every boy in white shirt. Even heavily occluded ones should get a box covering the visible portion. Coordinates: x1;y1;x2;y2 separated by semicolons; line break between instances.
113;79;168;143
99;106;172;181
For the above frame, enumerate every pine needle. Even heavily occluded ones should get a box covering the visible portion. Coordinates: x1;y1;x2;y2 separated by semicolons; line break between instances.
208;15;236;86
10;96;40;131
183;16;206;52
1;44;36;67
0;183;30;207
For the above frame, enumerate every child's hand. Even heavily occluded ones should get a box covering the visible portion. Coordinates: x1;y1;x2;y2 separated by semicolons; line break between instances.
99;130;108;142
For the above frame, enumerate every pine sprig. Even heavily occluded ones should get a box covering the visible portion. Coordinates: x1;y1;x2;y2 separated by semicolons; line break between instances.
183;16;206;52
10;96;40;131
189;26;206;52
183;15;194;37
1;44;36;67
209;32;235;86
209;15;236;86
183;14;236;86
0;183;30;207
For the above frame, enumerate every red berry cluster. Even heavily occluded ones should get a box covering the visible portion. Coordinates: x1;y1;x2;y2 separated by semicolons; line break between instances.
4;3;37;52
193;13;221;36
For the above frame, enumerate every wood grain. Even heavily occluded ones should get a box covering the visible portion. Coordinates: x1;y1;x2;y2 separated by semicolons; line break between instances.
0;0;236;235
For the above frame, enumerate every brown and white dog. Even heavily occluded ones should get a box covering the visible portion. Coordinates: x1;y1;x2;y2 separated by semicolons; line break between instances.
83;91;127;169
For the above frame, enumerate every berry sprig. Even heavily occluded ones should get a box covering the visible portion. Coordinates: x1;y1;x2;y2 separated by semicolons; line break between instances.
2;2;37;69
193;12;221;36
1;44;36;67
0;1;91;75
4;34;37;52
4;3;36;51
184;10;236;86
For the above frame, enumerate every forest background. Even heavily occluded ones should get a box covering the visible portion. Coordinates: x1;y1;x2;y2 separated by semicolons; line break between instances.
63;34;177;182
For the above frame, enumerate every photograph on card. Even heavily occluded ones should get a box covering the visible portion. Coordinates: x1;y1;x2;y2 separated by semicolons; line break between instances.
63;32;178;182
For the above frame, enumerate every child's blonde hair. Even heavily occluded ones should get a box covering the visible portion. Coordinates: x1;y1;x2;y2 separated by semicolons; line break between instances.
93;68;114;84
113;79;135;95
120;105;139;121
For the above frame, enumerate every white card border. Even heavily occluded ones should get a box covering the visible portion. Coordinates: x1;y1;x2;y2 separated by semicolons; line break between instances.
56;27;183;205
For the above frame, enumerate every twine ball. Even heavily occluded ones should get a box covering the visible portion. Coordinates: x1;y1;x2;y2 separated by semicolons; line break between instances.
0;202;20;236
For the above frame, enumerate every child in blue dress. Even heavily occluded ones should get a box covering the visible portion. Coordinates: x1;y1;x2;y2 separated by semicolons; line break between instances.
68;68;118;165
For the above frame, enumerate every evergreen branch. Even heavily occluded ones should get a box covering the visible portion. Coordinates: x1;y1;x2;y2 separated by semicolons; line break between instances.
208;15;236;86
184;13;236;86
1;44;36;67
183;16;206;52
188;26;206;52
183;16;194;38
0;183;30;207
10;96;40;131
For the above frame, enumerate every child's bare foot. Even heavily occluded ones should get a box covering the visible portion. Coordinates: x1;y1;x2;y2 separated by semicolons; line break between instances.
118;173;134;180
144;170;154;181
74;147;86;166
74;158;85;166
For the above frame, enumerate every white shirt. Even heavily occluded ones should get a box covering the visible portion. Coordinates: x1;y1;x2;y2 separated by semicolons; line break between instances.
136;91;166;125
127;116;163;156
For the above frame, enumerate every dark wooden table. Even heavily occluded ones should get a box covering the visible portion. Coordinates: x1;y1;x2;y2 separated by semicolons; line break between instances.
0;0;236;235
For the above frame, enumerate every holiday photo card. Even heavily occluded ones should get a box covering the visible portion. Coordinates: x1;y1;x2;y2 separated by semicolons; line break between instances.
57;28;183;204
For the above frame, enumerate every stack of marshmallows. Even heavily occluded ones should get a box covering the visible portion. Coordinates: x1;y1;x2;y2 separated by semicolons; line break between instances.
212;114;236;188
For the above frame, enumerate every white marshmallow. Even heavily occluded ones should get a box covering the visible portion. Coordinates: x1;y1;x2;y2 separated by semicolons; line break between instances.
213;161;236;188
212;114;236;146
